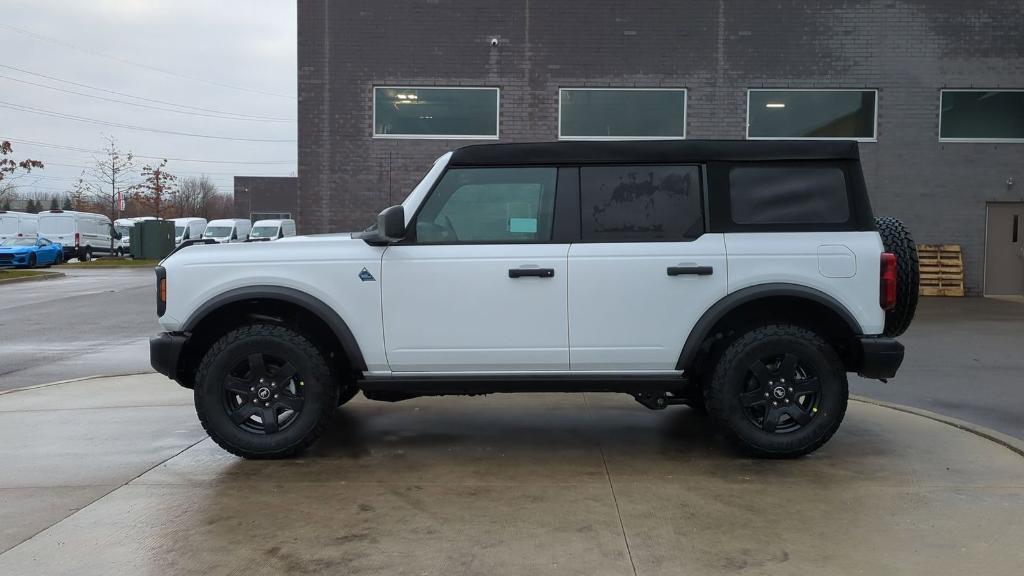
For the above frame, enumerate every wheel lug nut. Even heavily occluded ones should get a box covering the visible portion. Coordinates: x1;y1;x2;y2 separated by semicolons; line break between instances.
773;401;778;406
764;393;769;398
788;387;793;392
264;402;270;407
274;394;279;398
250;387;254;392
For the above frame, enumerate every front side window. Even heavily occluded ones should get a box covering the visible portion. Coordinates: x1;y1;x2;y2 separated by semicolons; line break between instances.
559;89;687;140
580;165;703;242
414;167;557;243
374;87;499;139
940;90;1024;141
747;90;877;140
729;166;849;225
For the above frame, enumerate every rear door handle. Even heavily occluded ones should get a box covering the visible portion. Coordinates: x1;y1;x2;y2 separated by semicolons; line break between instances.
509;268;555;278
667;266;713;276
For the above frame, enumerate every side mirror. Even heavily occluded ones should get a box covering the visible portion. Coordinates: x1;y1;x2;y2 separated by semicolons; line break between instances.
378;205;406;240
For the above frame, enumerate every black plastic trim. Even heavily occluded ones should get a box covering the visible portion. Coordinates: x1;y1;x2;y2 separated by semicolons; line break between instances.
676;283;864;371
856;337;904;379
150;331;186;379
181;285;367;371
361;373;687;395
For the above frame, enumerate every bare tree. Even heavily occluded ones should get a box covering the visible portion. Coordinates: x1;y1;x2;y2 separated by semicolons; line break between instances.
80;136;136;253
138;159;177;219
0;140;44;209
174;175;218;218
69;172;92;211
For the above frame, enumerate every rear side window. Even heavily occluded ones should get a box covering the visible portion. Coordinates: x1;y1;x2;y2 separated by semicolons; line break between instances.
580;165;702;242
729;166;849;224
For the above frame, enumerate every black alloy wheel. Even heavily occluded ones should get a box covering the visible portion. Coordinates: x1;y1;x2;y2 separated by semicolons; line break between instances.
222;352;306;434
739;353;821;434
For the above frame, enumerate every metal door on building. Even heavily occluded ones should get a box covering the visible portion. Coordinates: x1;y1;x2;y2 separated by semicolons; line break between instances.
985;202;1024;296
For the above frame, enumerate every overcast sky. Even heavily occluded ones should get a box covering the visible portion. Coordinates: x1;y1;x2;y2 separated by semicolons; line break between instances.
1;0;296;198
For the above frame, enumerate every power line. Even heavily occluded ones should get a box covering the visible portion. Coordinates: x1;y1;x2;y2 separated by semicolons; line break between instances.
0;64;295;122
0;73;295;123
42;161;292;177
0;23;296;100
0;101;296;143
3;137;296;165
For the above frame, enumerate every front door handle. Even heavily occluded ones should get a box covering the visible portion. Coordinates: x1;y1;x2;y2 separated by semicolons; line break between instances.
667;266;713;276
509;268;555;278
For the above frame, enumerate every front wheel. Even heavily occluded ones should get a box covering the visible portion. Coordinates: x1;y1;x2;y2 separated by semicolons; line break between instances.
704;324;847;458
194;324;339;459
28;254;37;268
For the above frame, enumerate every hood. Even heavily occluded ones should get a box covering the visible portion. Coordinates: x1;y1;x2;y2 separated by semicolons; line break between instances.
161;233;374;268
0;246;33;254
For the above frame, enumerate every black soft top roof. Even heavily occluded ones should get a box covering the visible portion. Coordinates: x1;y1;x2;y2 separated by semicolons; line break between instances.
449;140;859;166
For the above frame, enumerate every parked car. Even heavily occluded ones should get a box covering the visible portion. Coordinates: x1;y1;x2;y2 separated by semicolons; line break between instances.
150;140;919;460
37;210;114;261
0;237;63;268
113;217;156;256
247;219;297;242
202;218;251;243
172;218;207;246
0;210;38;242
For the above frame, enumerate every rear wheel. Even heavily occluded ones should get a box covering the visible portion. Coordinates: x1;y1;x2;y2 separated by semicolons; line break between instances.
704;324;847;458
194;324;339;459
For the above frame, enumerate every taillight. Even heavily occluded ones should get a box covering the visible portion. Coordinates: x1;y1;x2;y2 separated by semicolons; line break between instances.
880;252;897;311
74;232;80;248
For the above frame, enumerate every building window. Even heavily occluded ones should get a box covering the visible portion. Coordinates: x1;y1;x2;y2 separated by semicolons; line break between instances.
559;88;687;140
747;90;877;141
373;87;499;139
939;90;1024;142
580;165;703;242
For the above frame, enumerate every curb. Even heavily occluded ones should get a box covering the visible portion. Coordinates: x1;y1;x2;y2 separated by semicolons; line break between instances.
0;271;65;285
0;372;155;396
851;395;1024;458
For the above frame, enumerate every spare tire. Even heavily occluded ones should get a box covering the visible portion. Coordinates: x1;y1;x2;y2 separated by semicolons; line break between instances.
875;217;919;337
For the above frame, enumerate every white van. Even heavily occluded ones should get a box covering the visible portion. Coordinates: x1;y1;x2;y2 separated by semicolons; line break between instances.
247;219;297;242
0;210;38;241
172;217;207;246
113;216;156;256
202;218;251;243
37;210;114;261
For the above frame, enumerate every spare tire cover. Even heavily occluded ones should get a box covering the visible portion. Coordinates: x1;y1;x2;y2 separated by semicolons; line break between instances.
875;216;919;337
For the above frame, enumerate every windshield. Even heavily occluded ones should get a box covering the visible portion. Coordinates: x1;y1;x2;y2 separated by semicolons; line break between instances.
1;238;35;247
204;226;232;238
249;226;277;238
174;226;185;237
115;225;131;236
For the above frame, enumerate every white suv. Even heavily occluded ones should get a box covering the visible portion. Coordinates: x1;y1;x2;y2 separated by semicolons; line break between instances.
150;141;918;459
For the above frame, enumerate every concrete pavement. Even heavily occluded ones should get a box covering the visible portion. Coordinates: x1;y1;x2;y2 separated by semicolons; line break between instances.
0;267;157;390
1;374;1021;575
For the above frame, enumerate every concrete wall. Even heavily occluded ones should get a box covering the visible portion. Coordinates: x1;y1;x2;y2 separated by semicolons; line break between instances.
298;0;1024;293
233;176;298;225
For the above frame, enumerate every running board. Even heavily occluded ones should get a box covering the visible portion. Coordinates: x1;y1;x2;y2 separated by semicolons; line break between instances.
359;373;690;400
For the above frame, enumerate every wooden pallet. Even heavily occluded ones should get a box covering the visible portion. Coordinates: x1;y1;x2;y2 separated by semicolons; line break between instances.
918;244;964;296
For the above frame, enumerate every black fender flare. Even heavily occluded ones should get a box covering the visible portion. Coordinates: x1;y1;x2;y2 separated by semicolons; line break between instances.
182;285;367;372
676;283;863;372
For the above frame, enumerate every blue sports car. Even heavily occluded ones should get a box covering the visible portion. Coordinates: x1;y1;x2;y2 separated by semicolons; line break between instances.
0;237;64;268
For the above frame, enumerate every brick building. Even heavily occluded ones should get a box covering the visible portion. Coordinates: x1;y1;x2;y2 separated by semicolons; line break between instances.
297;0;1024;295
233;176;298;225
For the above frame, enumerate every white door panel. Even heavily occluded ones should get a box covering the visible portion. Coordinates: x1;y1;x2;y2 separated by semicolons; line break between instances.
382;244;570;371
568;234;728;371
724;232;885;334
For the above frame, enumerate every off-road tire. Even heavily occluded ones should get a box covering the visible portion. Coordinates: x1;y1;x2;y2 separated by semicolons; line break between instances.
194;324;339;459
704;324;848;458
875;216;919;337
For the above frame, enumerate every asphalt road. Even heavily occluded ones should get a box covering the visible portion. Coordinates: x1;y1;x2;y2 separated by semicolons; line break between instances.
0;268;158;391
1;270;1021;439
